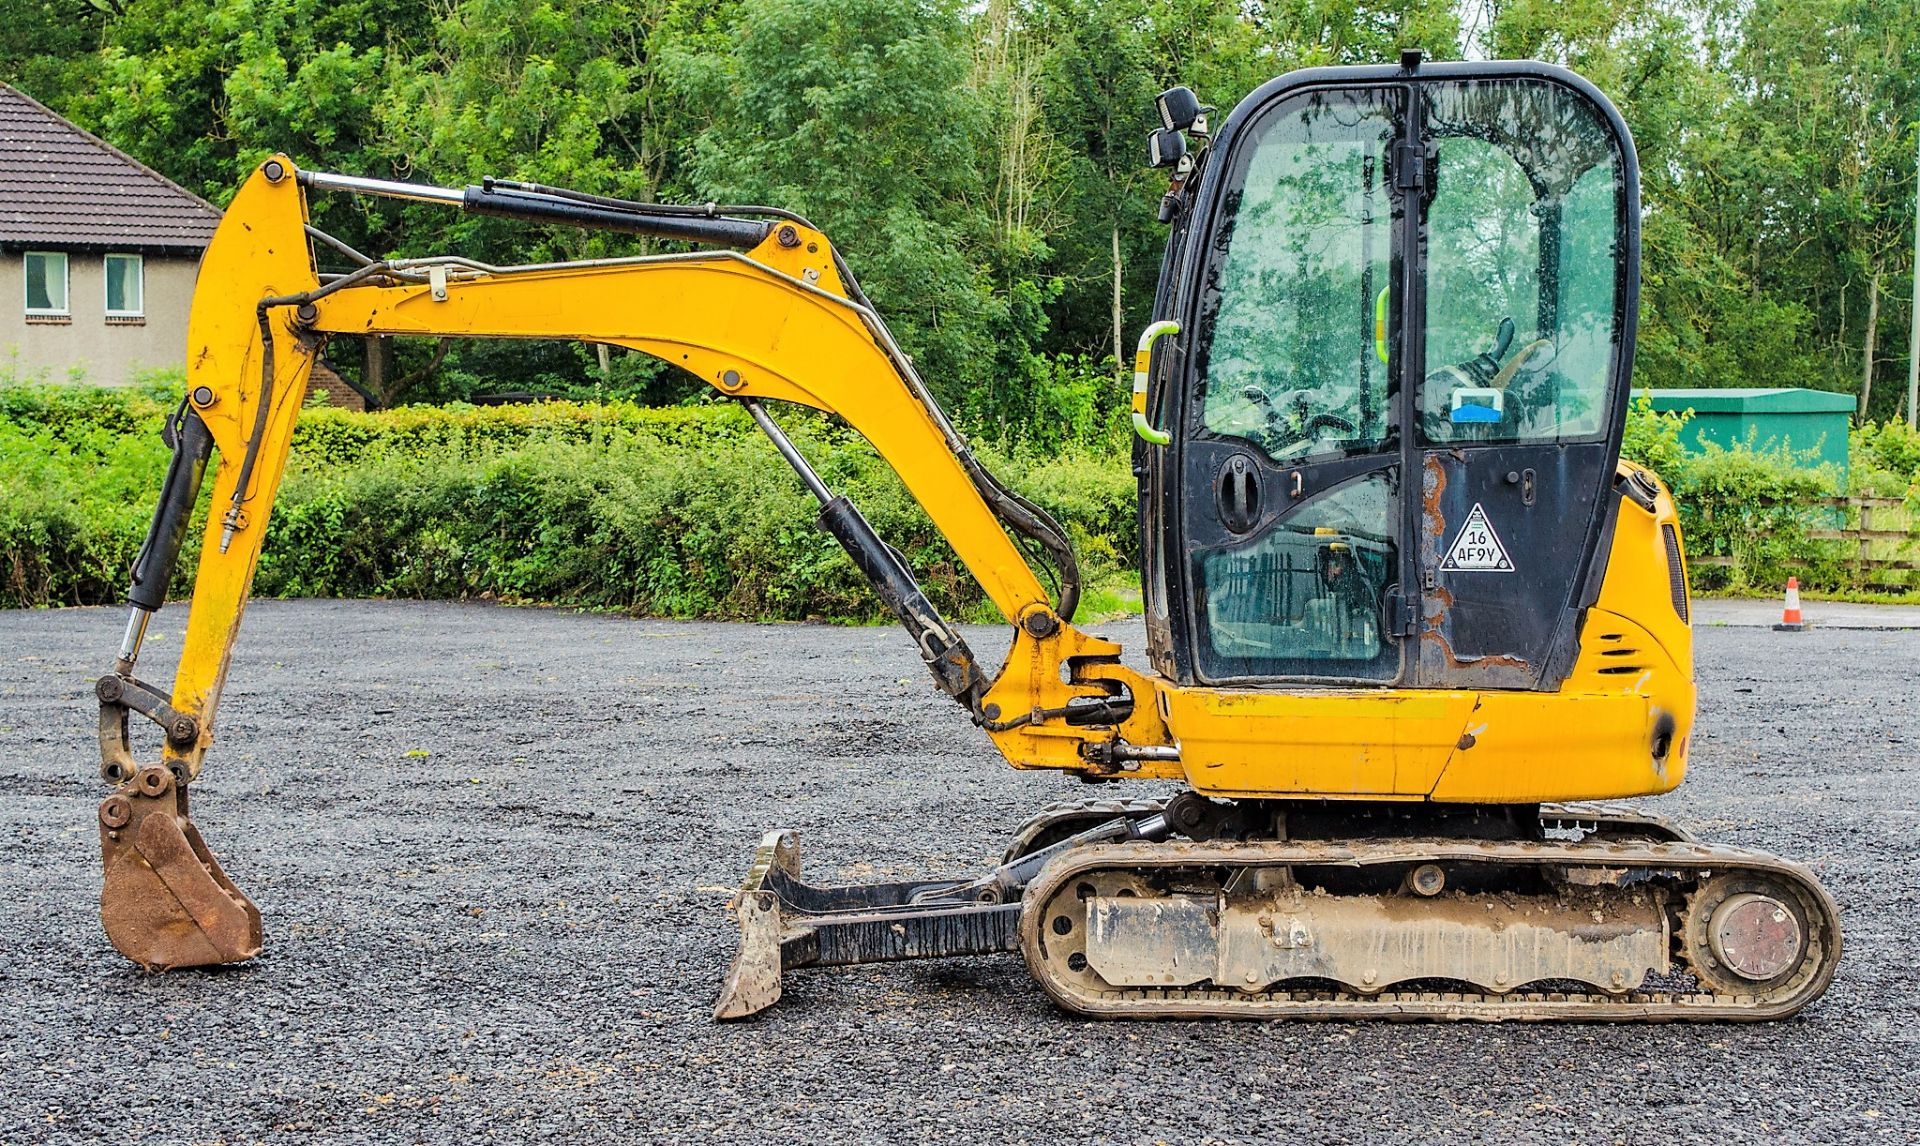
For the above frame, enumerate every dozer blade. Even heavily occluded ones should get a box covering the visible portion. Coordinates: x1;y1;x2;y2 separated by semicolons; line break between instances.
98;766;261;970
713;829;1024;1021
714;831;796;1020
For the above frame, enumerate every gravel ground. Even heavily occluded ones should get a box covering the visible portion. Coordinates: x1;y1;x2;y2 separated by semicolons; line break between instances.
2;599;1915;1144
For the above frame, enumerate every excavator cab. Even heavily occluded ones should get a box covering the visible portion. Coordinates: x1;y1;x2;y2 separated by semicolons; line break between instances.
1138;56;1641;693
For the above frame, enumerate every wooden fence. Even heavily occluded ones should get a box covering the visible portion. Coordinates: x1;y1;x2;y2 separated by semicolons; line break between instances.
1688;495;1918;584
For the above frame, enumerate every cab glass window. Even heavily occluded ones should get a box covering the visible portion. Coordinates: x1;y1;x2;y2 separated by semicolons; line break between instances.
1196;88;1403;464
1420;80;1625;444
1197;472;1399;682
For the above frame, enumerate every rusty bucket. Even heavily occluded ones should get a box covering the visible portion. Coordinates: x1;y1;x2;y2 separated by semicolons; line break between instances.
98;766;261;970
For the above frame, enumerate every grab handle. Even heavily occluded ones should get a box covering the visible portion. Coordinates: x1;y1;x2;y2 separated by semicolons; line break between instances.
1131;320;1179;446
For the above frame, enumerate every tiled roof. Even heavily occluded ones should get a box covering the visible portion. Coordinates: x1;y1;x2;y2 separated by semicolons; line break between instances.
0;83;220;251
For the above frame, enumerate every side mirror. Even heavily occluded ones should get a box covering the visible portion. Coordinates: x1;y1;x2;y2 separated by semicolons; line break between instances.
1156;86;1202;132
1146;128;1188;169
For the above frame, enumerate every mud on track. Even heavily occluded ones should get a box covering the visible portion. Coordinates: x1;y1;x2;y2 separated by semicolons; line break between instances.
2;600;1915;1143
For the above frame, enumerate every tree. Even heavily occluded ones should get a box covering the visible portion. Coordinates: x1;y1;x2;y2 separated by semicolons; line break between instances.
670;0;1042;425
1731;0;1920;419
0;2;116;98
10;0;1913;429
1252;0;1461;66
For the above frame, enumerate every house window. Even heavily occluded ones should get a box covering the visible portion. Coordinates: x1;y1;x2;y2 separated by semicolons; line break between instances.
105;253;144;319
24;251;68;316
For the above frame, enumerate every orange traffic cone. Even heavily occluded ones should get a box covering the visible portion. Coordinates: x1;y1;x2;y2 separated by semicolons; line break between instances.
1771;576;1810;631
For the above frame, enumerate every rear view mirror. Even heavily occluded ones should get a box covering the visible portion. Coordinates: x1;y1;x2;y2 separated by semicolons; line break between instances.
1156;86;1202;132
1147;128;1188;169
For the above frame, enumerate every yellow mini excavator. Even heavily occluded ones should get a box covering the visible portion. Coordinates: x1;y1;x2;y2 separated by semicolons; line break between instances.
94;54;1840;1020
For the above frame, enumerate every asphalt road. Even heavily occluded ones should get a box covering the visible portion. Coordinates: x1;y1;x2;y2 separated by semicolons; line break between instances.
1692;597;1920;630
2;600;1915;1144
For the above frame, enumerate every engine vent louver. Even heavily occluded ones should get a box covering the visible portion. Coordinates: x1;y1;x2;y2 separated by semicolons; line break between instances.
1594;632;1646;675
1661;523;1690;623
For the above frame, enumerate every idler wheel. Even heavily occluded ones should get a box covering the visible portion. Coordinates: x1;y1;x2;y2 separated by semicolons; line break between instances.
1682;874;1817;996
1709;893;1804;982
1023;869;1154;993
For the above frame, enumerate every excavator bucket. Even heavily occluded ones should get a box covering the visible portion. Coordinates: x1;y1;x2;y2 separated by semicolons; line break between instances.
98;766;261;970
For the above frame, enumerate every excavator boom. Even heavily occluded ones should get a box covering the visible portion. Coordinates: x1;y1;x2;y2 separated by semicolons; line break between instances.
95;156;1171;973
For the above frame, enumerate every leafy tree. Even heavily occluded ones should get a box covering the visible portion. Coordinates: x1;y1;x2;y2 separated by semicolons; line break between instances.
0;2;116;98
1731;0;1920;420
669;0;1042;426
1252;0;1461;66
7;0;1915;434
1028;0;1163;375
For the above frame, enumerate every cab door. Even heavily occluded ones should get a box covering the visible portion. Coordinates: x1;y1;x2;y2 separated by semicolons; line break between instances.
1410;77;1637;689
1173;85;1411;687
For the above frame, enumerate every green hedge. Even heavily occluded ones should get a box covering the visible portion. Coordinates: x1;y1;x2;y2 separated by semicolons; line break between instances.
0;386;1133;619
5;385;1914;615
288;399;761;465
1623;398;1919;595
253;432;1133;620
0;410;172;608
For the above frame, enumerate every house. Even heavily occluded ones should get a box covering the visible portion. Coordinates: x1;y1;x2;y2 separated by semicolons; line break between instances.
0;82;220;387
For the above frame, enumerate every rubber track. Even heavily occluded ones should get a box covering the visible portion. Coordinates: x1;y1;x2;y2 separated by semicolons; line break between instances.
1020;837;1840;1022
1003;798;1694;865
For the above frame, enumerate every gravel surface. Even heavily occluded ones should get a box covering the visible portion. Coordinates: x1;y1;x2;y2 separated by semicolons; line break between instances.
2;599;1915;1144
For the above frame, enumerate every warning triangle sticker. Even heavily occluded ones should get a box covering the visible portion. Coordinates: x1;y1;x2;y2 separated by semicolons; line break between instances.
1440;503;1513;572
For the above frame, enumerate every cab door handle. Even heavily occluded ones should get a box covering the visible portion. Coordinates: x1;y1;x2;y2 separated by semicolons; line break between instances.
1504;467;1537;506
1217;455;1262;534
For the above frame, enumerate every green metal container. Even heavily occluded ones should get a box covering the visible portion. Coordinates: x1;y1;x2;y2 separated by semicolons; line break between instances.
1640;388;1854;490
